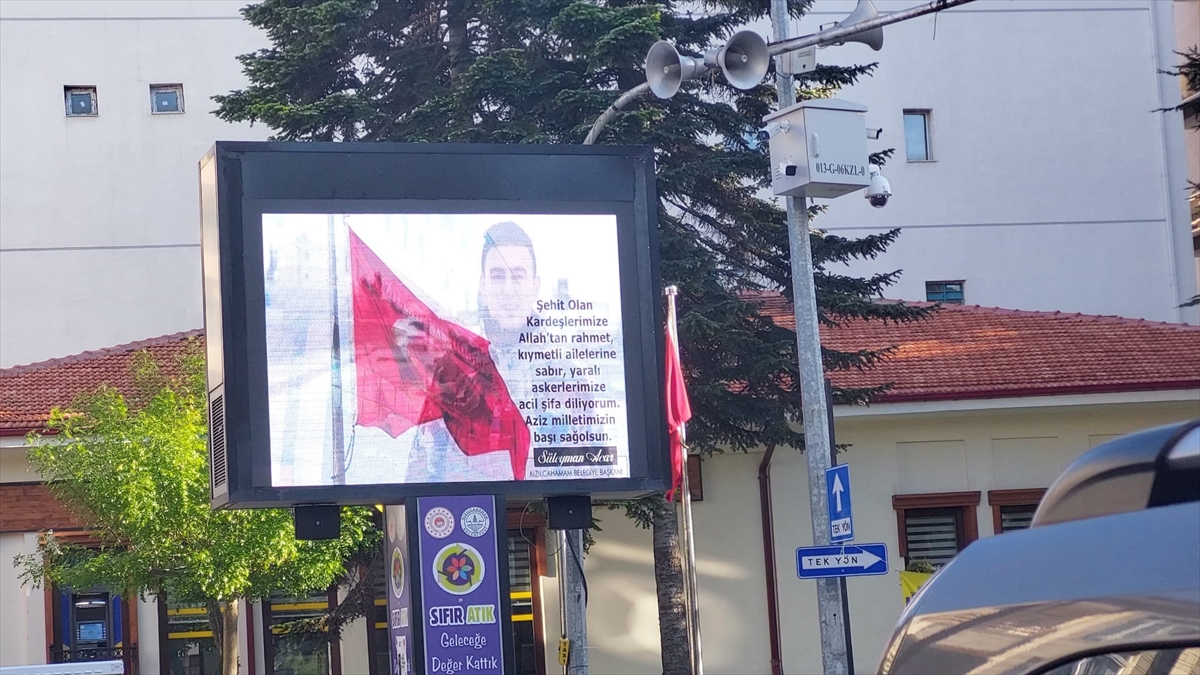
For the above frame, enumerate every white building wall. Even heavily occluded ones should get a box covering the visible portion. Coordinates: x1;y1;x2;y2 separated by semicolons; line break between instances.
584;395;1200;674
0;0;270;368
755;0;1199;324
0;532;48;666
135;597;160;675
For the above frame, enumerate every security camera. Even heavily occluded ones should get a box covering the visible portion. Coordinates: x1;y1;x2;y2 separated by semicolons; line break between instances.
865;164;890;208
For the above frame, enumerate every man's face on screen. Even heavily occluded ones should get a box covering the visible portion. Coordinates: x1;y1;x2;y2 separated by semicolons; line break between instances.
480;244;539;335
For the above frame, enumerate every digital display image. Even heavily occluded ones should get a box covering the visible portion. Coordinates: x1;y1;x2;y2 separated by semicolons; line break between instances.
77;621;106;643
262;213;630;487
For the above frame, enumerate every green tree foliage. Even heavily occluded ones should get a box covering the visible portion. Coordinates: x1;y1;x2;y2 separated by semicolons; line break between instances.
16;342;377;675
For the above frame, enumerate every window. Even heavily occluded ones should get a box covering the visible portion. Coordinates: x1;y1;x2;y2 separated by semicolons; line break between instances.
367;553;390;675
925;281;964;304
508;531;539;675
903;110;931;161
672;455;704;502
988;488;1046;535
1044;647;1200;675
893;492;980;568
159;597;218;675
64;86;97;116
151;84;184;114
263;590;338;675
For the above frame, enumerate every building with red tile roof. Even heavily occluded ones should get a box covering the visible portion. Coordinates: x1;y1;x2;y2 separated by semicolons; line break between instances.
4;300;1199;434
1;330;203;436
747;292;1200;403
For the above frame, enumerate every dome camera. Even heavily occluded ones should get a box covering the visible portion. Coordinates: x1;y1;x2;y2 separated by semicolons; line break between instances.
865;164;890;208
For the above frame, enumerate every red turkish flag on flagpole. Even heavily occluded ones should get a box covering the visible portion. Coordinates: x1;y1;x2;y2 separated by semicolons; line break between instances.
349;229;530;480
665;306;692;501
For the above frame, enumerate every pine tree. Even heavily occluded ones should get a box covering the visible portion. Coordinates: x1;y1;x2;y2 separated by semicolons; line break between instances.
215;1;932;671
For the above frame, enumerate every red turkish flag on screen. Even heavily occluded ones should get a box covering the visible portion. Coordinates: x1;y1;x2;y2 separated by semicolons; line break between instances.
349;229;530;480
665;318;692;501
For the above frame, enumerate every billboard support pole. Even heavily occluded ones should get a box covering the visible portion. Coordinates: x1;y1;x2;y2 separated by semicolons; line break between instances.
563;529;589;674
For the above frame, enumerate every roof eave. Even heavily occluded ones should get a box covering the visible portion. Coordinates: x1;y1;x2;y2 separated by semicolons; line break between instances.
867;380;1200;404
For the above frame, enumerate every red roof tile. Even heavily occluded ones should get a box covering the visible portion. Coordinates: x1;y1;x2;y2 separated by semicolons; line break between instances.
1;331;203;435
749;292;1200;403
2;300;1198;435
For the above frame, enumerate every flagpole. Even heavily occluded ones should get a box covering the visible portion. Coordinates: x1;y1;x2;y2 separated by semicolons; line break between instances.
666;285;704;675
328;214;347;484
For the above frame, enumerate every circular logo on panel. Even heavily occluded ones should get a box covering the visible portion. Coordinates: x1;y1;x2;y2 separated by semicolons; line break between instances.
424;507;455;539
460;507;490;538
390;547;405;599
386;508;398;544
433;543;486;595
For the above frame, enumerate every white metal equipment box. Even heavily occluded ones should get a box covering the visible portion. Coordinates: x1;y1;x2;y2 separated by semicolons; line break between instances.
763;98;870;199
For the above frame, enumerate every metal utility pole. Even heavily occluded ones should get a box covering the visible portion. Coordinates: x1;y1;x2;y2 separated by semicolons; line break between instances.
562;529;588;675
768;2;849;673
826;378;855;675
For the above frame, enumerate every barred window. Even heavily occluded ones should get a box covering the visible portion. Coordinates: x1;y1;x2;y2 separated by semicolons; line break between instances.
893;492;980;569
903;507;963;568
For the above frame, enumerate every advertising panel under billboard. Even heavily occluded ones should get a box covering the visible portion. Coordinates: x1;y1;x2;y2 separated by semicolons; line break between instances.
199;143;666;507
416;496;510;675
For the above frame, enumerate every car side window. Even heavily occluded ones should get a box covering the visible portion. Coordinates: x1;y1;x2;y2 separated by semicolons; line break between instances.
1042;646;1199;675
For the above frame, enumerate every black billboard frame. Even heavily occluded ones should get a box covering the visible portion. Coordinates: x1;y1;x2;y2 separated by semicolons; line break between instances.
200;142;667;508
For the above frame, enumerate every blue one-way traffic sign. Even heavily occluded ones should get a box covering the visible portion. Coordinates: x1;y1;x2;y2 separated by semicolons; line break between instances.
796;543;888;579
825;464;853;543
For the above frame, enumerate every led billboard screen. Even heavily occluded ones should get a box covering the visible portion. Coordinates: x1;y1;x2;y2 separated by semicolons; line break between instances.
264;213;631;486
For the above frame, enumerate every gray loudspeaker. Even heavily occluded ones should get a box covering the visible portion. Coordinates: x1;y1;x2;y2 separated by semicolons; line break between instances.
294;504;340;540
646;40;707;99
716;30;770;91
833;0;884;51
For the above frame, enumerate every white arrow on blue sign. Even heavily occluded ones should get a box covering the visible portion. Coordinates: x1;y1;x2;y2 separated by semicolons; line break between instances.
825;464;853;543
796;543;888;579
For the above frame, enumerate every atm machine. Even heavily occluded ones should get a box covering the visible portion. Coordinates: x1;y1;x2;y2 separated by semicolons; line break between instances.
54;590;122;655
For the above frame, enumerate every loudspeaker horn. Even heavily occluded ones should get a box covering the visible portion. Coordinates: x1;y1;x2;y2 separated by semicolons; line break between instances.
833;0;884;51
715;30;770;90
646;40;707;99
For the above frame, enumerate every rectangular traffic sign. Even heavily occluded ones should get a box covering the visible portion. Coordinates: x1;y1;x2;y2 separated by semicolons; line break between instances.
796;543;888;579
826;464;853;543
